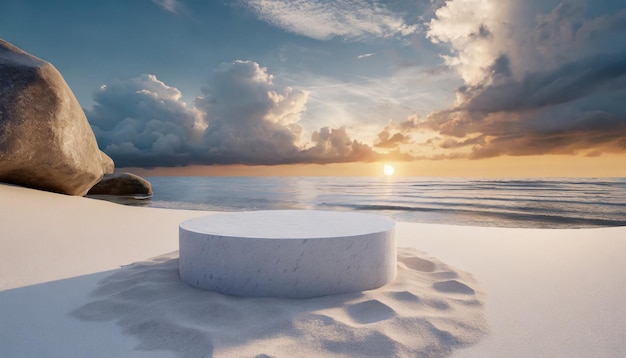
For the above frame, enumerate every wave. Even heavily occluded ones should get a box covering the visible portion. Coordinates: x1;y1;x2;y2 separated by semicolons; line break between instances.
144;176;626;229
319;203;626;228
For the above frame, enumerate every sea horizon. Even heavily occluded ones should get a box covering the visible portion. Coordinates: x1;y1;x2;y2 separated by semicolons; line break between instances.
96;176;626;230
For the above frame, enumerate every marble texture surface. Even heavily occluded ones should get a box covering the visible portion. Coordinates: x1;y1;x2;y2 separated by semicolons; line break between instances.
179;210;397;298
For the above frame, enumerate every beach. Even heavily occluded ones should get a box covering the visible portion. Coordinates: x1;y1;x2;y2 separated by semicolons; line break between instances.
1;182;625;357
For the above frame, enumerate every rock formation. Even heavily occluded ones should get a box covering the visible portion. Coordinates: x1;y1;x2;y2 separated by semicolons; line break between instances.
0;39;113;196
87;173;152;196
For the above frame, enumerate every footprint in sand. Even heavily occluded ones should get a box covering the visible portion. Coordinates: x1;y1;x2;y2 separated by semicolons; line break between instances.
346;299;396;324
74;248;486;357
431;270;459;280
388;291;420;302
433;280;476;295
399;256;436;272
426;299;451;310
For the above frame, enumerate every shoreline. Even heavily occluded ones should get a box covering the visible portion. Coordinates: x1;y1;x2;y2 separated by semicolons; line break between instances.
1;183;625;357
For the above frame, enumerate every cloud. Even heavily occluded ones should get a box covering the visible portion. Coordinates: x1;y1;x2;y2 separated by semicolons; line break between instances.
87;74;205;167
374;116;420;149
462;51;626;114
240;0;417;41
296;70;452;141
427;0;518;86
301;127;379;162
193;60;307;164
357;53;375;59
419;0;626;159
151;0;183;14
88;62;396;167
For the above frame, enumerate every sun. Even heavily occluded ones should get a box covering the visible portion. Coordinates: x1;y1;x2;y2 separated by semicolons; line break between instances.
383;164;395;176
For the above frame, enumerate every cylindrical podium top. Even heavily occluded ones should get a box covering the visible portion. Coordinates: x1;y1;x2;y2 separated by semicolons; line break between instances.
179;210;396;239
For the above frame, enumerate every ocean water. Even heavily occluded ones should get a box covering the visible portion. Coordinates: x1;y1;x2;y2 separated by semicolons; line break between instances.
126;177;626;229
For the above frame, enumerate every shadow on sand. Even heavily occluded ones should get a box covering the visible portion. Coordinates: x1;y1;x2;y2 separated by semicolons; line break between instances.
73;248;487;357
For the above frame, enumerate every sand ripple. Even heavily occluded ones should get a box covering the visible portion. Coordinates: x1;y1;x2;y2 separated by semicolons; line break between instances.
74;248;487;357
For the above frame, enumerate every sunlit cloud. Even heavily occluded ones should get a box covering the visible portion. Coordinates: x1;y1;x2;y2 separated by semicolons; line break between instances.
4;0;624;173
291;70;456;144
86;62;407;167
357;53;375;59
151;0;182;14
427;0;517;86
240;0;417;41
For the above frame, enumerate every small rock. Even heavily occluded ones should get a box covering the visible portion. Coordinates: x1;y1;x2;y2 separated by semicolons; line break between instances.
87;173;152;196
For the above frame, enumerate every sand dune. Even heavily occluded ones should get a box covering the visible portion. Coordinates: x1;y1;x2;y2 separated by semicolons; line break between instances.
1;183;625;357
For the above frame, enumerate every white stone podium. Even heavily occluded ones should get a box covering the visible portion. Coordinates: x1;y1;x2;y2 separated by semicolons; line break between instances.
179;210;397;298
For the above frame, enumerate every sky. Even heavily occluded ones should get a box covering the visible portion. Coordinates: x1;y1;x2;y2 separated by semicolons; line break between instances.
1;0;625;176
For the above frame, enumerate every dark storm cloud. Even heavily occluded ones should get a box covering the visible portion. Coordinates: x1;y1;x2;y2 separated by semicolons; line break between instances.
488;54;511;80
464;50;626;114
421;0;626;159
420;50;626;158
470;24;493;40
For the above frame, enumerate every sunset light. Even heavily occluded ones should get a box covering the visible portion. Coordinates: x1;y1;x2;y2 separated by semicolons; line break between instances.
383;164;395;176
1;1;625;356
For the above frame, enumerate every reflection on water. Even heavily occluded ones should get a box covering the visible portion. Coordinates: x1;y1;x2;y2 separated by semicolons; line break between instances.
101;176;626;229
86;194;153;207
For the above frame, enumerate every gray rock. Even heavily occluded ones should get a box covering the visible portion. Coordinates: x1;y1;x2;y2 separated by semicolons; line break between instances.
0;39;113;196
87;173;152;196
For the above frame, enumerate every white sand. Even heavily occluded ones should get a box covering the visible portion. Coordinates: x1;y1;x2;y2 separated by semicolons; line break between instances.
1;183;625;357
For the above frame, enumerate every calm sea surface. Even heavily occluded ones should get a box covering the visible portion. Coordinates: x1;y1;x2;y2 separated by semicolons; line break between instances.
125;177;626;229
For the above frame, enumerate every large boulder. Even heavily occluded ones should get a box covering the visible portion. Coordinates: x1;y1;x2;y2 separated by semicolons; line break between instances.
87;173;152;196
0;39;113;196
